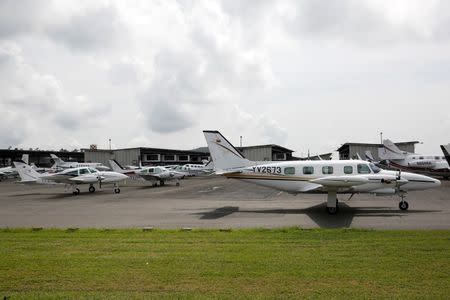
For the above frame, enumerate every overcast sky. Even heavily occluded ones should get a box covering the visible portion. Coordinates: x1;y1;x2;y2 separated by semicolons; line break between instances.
1;0;449;156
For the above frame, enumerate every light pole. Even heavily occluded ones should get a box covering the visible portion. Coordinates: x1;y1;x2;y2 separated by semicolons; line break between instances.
380;132;383;144
109;138;111;150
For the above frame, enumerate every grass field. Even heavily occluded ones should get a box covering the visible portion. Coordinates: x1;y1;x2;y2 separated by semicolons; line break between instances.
0;228;449;299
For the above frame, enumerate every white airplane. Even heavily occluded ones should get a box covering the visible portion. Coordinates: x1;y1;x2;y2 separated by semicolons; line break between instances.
172;161;215;176
204;130;441;214
13;161;128;195
0;165;16;179
50;154;110;171
0;154;31;180
379;139;450;179
108;159;185;186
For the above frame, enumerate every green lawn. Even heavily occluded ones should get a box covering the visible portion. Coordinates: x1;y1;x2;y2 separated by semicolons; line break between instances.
0;228;449;299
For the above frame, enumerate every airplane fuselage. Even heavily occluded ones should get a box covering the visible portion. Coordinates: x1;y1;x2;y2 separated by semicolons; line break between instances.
225;160;440;194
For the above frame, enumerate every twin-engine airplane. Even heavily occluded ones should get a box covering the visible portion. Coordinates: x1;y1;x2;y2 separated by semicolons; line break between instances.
13;161;128;195
50;154;110;171
379;139;450;179
204;130;441;214
108;159;185;186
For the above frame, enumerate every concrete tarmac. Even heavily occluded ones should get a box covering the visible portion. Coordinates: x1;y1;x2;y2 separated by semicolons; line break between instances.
0;176;449;229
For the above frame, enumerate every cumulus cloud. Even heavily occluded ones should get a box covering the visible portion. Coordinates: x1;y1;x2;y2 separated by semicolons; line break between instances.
0;41;108;146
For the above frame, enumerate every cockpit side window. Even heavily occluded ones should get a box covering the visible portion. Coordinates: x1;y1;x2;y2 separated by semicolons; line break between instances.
66;170;79;176
89;168;98;173
79;168;89;175
357;164;371;174
148;168;154;173
369;163;381;173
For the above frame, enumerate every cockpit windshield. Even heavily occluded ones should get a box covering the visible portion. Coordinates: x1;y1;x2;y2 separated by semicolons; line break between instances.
369;163;381;173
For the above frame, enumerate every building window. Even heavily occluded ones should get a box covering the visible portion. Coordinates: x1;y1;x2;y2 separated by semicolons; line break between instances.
178;155;189;161
273;153;286;160
303;166;314;175
163;155;175;161
284;167;295;175
322;166;333;174
344;166;353;174
357;164;371;174
146;154;160;162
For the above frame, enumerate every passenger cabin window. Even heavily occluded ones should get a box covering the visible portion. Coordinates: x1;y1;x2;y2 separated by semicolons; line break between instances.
303;166;314;175
344;166;353;174
357;164;371;174
435;156;440;160
322;166;333;174
148;168;154;173
154;168;162;174
419;156;424;160
284;167;295;175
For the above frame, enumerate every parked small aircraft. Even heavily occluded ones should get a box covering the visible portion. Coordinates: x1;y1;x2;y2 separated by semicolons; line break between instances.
379;139;450;179
14;161;127;195
204;130;441;214
172;161;214;176
50;154;110;171
108;159;185;186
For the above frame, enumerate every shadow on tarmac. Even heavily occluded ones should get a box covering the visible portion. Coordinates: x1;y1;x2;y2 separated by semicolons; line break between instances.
195;203;440;228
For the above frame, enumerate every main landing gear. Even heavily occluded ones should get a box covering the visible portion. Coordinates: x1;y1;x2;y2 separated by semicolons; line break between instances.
89;185;95;193
326;191;339;215
72;187;80;196
398;193;409;211
113;183;120;194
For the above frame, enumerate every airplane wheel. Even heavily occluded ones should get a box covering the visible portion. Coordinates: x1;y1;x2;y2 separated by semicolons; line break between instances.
326;206;338;215
152;183;157;187
399;201;409;211
89;186;95;193
176;182;180;186
160;181;165;186
114;188;120;194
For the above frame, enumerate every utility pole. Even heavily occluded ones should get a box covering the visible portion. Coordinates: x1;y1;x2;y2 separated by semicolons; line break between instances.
380;132;383;144
109;138;111;150
240;136;242;147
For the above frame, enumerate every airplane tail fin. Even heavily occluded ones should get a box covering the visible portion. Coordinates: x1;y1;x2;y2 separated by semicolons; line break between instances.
13;161;42;182
108;159;125;172
21;154;29;165
203;130;252;172
440;144;450;165
50;154;65;166
379;139;408;160
365;150;375;162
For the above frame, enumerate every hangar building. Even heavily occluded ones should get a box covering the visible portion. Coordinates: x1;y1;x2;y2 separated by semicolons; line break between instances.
84;144;296;167
337;141;419;161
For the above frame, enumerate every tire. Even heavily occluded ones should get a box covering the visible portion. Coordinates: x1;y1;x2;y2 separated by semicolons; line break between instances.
176;182;180;186
399;201;409;211
326;206;338;215
114;188;120;194
89;186;95;193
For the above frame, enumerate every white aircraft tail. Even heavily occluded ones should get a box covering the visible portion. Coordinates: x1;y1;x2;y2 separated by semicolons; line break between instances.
21;154;29;165
13;161;42;182
50;154;65;166
379;139;408;160
203;130;252;172
365;150;375;162
108;159;125;172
